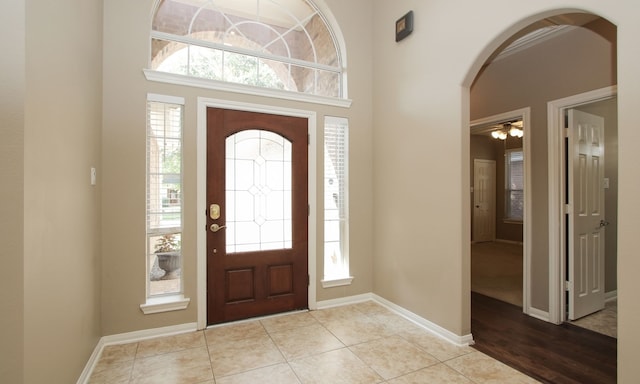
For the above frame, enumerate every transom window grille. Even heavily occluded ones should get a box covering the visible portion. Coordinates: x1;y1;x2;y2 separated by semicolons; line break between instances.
146;95;184;297
324;116;349;280
150;0;343;98
505;149;524;221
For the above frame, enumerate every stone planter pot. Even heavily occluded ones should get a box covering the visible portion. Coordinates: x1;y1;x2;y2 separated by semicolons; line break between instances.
156;252;181;280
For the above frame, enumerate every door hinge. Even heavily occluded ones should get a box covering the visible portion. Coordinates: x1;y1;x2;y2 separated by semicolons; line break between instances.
308;204;310;216
565;281;572;291
564;204;572;214
308;274;310;286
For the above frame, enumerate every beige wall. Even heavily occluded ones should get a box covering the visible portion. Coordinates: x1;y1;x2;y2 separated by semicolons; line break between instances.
371;1;640;381
0;0;25;382
22;0;103;382
101;0;374;335
471;20;615;310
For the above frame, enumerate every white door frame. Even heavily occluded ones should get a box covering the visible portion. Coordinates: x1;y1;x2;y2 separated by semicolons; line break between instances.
470;107;532;315
547;85;617;324
196;97;318;330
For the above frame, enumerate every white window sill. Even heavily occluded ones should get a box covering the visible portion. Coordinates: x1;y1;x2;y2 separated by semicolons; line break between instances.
140;295;191;315
321;276;354;288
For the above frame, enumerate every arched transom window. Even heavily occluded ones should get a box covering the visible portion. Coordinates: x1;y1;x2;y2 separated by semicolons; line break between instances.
150;0;344;98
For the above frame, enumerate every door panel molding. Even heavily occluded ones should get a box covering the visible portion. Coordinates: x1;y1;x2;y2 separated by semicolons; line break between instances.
196;98;317;330
473;159;496;242
547;85;616;324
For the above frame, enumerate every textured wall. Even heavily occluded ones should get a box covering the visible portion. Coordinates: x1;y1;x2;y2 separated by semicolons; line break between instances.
22;0;103;382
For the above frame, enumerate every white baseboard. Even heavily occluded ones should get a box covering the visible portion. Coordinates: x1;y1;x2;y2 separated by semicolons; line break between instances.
316;292;473;347
76;322;198;384
101;322;198;346
316;293;374;309
371;294;474;346
527;307;550;322
605;290;617;302
76;338;106;384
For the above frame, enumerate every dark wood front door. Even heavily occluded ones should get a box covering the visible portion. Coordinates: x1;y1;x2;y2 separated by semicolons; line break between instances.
206;107;308;325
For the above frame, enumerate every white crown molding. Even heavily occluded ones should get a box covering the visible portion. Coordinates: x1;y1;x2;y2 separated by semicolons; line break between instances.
493;25;574;63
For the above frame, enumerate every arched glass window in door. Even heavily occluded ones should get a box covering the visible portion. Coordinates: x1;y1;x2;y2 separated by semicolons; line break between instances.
226;130;293;253
150;0;344;98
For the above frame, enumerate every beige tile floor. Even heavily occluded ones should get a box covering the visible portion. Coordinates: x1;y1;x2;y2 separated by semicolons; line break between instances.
571;298;617;338
89;301;540;384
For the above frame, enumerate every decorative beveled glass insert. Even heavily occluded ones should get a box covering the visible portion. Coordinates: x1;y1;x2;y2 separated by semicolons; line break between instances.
226;130;292;253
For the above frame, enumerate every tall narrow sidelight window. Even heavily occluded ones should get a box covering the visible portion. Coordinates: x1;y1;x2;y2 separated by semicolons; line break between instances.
505;149;524;221
323;116;351;284
146;95;184;297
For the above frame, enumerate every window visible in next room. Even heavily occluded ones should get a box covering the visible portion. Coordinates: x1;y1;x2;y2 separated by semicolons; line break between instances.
505;148;524;221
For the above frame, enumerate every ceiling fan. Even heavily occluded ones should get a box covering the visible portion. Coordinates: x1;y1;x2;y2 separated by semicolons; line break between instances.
490;120;523;140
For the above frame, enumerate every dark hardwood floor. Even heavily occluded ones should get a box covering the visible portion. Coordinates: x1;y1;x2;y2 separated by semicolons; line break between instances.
471;292;616;384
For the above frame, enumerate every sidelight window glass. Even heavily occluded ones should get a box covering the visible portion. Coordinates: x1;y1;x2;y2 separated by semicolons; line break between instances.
146;95;184;297
323;116;350;281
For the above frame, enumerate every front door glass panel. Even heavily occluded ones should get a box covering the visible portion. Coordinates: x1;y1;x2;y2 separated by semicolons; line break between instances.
225;129;292;253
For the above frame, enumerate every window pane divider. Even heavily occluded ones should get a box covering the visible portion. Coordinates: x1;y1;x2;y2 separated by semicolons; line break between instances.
151;31;341;74
144;69;352;108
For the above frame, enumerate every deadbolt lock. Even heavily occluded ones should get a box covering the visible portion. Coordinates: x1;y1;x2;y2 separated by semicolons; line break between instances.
210;204;221;220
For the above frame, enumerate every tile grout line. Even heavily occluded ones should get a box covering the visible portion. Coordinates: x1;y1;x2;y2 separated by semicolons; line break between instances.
127;342;140;384
202;329;216;383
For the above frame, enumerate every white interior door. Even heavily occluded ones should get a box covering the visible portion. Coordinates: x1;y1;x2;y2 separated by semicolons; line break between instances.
473;159;496;242
568;109;606;320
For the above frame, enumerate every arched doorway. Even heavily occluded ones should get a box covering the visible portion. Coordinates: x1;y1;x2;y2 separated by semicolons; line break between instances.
463;10;617;382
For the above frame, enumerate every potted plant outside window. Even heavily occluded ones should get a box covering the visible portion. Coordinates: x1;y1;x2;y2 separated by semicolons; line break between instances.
155;234;181;280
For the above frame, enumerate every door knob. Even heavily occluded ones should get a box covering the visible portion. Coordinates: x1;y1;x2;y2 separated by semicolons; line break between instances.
599;220;610;227
210;223;226;232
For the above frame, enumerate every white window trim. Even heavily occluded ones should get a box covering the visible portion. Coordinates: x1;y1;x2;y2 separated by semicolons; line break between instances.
140;295;191;315
144;69;352;109
142;93;190;314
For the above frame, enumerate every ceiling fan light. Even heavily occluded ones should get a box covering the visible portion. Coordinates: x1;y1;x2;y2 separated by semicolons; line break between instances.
491;131;500;139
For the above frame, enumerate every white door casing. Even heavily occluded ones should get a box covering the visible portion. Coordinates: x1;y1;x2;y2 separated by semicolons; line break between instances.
568;109;606;320
473;159;496;243
471;107;531;317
